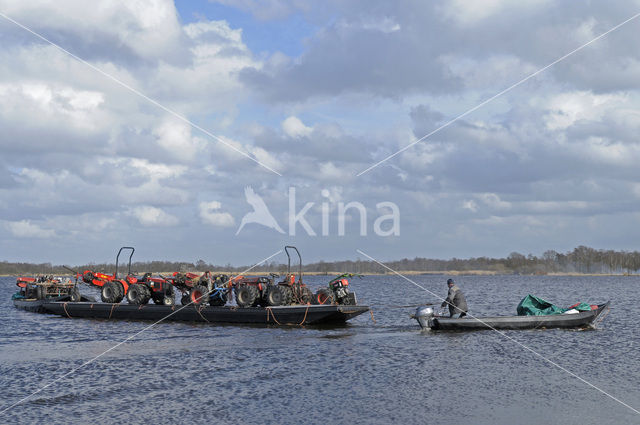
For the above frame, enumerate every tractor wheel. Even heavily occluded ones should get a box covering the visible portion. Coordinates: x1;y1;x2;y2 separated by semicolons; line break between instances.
101;282;119;303
181;294;191;306
113;282;125;303
138;284;151;304
82;271;95;284
70;287;81;302
190;285;208;305
279;285;293;306
36;286;45;300
235;285;259;308
126;284;144;305
265;285;285;306
315;288;334;305
300;286;313;304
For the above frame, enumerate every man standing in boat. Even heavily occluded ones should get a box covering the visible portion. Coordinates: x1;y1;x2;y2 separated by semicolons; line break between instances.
441;278;468;318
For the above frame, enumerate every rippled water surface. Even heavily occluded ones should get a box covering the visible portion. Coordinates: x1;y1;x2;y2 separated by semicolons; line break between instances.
1;275;639;424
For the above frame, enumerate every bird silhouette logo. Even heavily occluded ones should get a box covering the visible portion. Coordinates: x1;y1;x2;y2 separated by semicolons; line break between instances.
236;186;285;235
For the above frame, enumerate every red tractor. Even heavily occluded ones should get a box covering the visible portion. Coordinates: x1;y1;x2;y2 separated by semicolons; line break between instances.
80;247;174;305
233;246;312;308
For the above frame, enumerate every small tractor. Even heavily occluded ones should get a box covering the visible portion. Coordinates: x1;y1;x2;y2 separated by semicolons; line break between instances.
80;247;174;305
233;246;312;308
171;271;230;306
232;273;282;307
314;273;360;305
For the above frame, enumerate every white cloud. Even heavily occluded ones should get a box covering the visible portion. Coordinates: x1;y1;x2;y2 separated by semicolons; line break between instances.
282;116;313;138
5;220;55;238
153;119;200;162
128;206;179;227
199;201;235;227
542;91;625;130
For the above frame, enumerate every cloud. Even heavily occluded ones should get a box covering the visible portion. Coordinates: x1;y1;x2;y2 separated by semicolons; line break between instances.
281;116;313;138
128;206;179;227
5;220;55;238
199;201;235;227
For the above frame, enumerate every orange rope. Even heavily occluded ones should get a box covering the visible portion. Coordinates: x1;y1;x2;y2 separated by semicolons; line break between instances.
369;308;376;324
63;302;72;318
196;305;210;322
108;303;117;319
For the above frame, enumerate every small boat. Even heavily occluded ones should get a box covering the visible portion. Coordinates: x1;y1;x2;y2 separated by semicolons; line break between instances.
39;302;370;326
412;302;610;331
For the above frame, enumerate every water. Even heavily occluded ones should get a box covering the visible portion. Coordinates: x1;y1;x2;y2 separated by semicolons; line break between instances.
0;275;639;424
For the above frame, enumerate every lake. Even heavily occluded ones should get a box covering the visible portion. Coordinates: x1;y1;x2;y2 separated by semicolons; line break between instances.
0;274;638;424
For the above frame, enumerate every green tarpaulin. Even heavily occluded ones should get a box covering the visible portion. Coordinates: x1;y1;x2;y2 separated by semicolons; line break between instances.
516;295;566;316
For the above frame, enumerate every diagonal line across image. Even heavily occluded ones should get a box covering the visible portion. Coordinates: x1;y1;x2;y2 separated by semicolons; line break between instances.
356;248;640;416
0;11;282;177
356;11;640;177
0;249;283;415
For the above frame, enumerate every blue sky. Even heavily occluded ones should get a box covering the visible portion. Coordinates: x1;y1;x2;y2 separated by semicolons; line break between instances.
2;1;640;266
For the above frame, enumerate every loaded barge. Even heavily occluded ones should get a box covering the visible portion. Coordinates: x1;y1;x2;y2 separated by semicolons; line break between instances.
12;246;370;326
38;302;369;325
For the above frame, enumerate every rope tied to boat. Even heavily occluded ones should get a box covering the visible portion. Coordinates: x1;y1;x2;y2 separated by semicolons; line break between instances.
196;305;210;322
108;303;117;319
369;308;376;324
62;302;72;319
266;305;310;326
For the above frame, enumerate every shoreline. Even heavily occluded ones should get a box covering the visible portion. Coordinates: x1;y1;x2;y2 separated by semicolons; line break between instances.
1;271;637;277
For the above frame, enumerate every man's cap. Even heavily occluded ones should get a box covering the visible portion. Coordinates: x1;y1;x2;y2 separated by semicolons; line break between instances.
447;278;454;285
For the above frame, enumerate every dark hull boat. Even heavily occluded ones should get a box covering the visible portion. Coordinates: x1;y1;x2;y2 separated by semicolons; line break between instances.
414;302;610;331
13;295;95;313
39;302;369;326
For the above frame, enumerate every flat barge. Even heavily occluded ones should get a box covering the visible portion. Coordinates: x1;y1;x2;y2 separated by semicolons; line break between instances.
40;302;370;326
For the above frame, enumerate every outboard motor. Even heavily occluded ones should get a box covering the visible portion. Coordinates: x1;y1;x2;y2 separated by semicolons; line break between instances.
413;306;434;329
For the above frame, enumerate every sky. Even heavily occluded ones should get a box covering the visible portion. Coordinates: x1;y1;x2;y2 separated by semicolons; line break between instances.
2;0;640;266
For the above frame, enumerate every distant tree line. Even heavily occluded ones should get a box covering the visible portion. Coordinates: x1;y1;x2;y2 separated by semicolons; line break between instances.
2;246;640;276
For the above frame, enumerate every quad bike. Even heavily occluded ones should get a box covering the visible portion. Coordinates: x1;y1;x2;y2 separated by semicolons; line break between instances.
80;247;174;305
314;273;361;305
171;271;229;306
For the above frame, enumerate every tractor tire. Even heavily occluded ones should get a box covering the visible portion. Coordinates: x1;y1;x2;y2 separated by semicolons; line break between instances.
235;285;259;308
126;284;145;305
279;285;293;306
82;271;95;284
139;284;151;304
70;287;81;302
101;282;119;303
181;294;191;306
190;285;208;305
36;285;45;300
300;286;313;304
114;282;125;303
315;288;334;305
265;285;285;306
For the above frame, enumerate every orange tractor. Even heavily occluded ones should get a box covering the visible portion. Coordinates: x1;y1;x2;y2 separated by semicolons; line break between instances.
233;246;313;307
80;247;174;305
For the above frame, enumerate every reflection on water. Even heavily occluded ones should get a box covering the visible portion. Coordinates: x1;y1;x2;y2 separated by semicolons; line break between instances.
0;275;639;424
